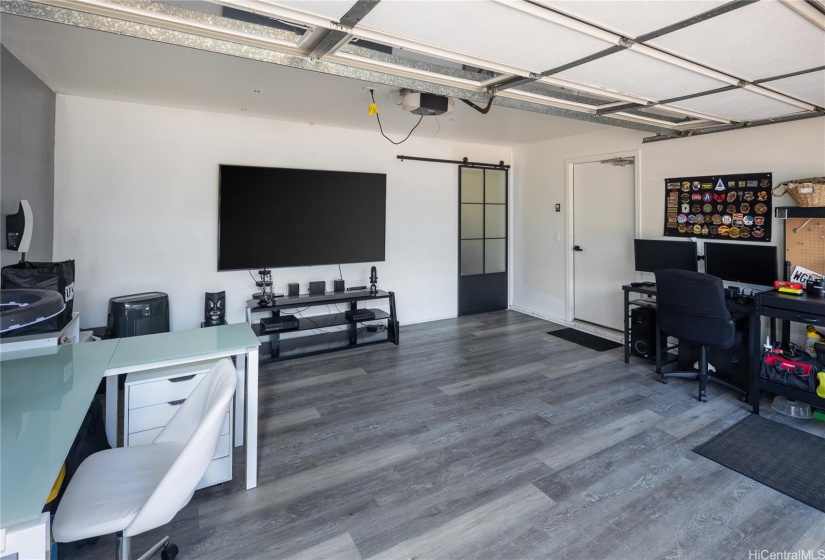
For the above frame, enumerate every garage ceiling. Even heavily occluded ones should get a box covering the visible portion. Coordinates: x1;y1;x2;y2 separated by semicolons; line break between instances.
2;0;824;142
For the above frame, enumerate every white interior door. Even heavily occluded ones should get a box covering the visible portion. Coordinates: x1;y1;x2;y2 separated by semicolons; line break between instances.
573;160;635;331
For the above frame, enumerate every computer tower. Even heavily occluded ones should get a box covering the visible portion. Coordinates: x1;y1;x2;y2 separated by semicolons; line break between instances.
107;292;170;339
630;307;662;359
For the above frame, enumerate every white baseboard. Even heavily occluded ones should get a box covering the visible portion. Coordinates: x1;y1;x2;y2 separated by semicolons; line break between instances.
509;305;624;344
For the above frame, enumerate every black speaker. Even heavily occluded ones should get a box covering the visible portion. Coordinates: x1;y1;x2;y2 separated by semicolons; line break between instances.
333;279;345;292
309;281;325;295
630;307;661;359
288;283;299;297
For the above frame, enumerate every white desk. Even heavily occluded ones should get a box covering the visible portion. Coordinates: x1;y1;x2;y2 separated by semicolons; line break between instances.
0;324;259;559
0;340;120;558
104;324;260;489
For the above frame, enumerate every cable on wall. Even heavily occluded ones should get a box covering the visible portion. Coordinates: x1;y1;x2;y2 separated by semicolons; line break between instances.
369;89;423;145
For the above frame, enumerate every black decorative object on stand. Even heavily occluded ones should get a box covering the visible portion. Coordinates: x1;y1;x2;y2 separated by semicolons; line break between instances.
254;269;275;306
203;291;226;327
369;266;378;296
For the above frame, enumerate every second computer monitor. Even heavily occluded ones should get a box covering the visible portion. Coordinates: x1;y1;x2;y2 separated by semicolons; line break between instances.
704;242;778;287
634;239;698;273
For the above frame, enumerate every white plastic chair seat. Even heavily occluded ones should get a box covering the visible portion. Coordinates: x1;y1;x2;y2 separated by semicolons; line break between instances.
52;442;183;542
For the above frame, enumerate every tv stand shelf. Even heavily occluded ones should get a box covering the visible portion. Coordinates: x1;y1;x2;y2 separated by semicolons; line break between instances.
245;289;399;362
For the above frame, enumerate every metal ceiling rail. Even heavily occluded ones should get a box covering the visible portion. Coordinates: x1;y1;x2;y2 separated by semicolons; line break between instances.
642;111;825;143
1;0;679;137
9;0;820;140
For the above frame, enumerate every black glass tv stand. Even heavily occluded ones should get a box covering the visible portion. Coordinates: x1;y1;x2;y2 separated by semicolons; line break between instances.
245;289;399;363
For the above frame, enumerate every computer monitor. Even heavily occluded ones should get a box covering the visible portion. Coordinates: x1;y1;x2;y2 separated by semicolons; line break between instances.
703;242;778;286
634;239;698;273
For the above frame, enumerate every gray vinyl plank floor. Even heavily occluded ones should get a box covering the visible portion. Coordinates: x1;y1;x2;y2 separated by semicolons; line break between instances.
59;311;825;560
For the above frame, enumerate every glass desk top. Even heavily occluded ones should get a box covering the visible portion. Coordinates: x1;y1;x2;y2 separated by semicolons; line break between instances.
107;323;259;372
0;339;120;529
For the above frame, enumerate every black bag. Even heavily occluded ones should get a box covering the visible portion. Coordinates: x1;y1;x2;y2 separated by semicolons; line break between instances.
759;350;822;393
1;259;75;335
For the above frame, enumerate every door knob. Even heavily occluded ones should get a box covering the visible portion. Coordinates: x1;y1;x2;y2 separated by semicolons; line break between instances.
573;245;583;252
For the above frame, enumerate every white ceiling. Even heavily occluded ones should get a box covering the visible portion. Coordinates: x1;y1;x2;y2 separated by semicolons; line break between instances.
1;0;823;143
0;14;611;146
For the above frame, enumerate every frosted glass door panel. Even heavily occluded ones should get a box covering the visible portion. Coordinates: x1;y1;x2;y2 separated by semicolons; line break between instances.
486;171;506;203
461;204;484;239
461;169;484;203
485;239;506;273
485;205;506;239
461;240;484;276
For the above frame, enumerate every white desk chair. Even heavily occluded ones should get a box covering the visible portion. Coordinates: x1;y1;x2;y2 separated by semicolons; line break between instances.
53;358;237;560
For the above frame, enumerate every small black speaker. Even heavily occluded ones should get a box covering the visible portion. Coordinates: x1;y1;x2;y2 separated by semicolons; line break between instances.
630;307;661;359
288;283;299;297
309;281;325;295
334;279;345;292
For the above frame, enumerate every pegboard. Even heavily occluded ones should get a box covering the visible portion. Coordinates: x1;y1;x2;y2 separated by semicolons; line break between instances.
785;217;825;275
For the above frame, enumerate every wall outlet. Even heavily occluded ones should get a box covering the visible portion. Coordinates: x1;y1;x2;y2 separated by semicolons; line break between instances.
554;232;561;241
555;203;561;212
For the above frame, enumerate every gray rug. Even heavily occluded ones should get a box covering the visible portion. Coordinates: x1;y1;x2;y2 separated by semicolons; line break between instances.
694;414;825;512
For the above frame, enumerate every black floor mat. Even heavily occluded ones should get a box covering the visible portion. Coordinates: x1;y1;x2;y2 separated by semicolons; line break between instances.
694;414;825;512
547;328;621;352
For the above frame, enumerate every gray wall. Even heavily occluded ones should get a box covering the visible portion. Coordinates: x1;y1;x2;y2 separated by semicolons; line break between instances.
1;44;55;267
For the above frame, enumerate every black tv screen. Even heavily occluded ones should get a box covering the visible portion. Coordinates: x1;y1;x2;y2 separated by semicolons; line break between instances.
218;165;386;270
633;239;698;273
704;242;778;286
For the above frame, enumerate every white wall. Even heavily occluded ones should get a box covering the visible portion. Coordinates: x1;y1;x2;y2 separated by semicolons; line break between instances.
54;95;510;330
513;118;825;324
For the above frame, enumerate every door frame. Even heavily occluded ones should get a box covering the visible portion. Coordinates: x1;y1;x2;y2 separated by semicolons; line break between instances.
564;149;642;324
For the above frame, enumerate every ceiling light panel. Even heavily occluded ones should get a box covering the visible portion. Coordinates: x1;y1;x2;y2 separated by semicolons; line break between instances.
357;0;613;74
763;69;825;107
557;49;729;100
534;0;729;39
663;88;807;122
258;1;351;21
649;1;825;81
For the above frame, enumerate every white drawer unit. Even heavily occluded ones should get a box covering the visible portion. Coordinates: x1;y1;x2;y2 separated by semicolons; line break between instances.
124;360;232;490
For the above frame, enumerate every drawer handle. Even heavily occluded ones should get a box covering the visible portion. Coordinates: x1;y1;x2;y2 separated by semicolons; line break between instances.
168;375;196;383
799;316;821;324
168;399;185;406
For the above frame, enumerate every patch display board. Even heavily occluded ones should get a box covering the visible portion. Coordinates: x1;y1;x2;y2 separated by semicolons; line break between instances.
664;172;772;242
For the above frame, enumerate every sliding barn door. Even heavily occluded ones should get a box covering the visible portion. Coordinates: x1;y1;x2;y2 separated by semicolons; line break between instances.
458;166;508;316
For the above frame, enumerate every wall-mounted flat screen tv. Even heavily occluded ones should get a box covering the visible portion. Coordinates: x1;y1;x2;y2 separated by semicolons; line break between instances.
218;165;386;270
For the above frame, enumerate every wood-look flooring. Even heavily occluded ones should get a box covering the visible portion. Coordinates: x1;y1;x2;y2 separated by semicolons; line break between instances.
60;311;825;560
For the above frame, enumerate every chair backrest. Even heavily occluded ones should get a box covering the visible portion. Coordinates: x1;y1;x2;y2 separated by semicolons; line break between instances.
654;269;736;348
124;358;237;536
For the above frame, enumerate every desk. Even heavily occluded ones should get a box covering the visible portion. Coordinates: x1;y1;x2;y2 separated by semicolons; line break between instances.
0;340;119;557
750;291;825;414
0;324;259;558
104;323;260;489
622;284;762;394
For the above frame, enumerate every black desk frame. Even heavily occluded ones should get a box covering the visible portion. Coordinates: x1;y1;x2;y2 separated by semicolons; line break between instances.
622;284;761;396
750;290;825;414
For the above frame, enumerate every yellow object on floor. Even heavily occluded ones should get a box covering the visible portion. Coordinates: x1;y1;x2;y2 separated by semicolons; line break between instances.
817;372;825;399
46;464;66;504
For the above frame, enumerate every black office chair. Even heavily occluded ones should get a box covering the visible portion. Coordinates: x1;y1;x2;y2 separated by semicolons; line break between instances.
653;269;747;402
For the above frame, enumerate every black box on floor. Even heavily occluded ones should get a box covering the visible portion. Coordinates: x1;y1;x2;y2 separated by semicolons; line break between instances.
630;307;665;360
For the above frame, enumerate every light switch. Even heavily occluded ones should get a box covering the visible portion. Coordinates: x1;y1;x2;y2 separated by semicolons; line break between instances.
555;204;561;212
554;232;561;241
